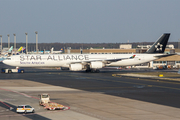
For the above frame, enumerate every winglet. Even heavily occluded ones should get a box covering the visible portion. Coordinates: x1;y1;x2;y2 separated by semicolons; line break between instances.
146;33;170;53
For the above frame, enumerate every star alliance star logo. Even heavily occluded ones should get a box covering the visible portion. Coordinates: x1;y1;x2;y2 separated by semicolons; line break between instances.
155;43;163;51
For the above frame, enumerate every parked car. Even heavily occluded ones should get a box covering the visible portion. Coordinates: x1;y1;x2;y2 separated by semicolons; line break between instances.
16;105;35;113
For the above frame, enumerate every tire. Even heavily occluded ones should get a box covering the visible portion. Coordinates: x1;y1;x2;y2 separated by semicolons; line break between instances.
24;110;27;114
8;70;12;73
96;69;100;73
91;69;95;73
39;101;43;106
20;70;24;73
85;69;91;73
32;109;35;113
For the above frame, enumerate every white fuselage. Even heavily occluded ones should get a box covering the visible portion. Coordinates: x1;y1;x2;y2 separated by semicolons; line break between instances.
3;54;161;68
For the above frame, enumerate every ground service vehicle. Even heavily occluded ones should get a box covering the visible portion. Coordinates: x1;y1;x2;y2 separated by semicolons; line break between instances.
16;105;35;113
39;93;65;110
1;68;24;73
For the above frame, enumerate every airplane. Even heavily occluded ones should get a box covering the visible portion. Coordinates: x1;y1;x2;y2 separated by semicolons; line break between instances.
0;46;26;62
12;46;25;55
17;46;23;52
50;47;63;54
30;48;63;54
2;33;172;72
1;46;25;55
0;46;14;56
0;57;5;62
19;47;26;53
8;46;13;53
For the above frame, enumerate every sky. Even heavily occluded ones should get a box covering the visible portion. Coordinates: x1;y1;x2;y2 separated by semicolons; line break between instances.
0;0;180;43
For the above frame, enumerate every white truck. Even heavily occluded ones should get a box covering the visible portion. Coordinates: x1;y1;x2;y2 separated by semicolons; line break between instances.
39;93;67;110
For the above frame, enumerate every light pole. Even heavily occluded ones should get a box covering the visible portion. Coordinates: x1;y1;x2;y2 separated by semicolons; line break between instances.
13;34;16;54
7;34;10;49
0;35;2;54
25;33;28;54
35;31;38;53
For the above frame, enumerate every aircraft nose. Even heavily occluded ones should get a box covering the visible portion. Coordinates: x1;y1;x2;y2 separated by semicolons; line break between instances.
2;60;6;63
2;59;8;64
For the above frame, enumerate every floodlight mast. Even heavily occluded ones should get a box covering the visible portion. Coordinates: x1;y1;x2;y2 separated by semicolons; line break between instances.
35;31;38;53
13;34;16;54
7;34;10;49
0;35;2;54
25;33;28;54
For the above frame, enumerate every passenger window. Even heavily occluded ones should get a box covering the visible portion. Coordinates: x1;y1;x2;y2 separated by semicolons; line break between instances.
18;106;23;108
25;106;30;108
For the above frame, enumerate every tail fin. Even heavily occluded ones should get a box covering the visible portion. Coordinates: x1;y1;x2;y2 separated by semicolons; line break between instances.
8;46;13;52
22;47;26;53
146;33;170;53
60;48;63;52
17;46;23;52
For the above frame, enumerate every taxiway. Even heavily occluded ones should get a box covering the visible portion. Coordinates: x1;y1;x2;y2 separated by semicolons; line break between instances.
0;63;180;120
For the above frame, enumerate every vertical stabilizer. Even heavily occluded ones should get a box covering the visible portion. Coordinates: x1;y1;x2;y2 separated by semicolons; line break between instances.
18;46;23;52
146;33;170;53
8;46;13;52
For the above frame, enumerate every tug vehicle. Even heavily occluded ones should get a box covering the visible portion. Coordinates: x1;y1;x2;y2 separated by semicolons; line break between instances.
39;93;66;110
1;67;24;73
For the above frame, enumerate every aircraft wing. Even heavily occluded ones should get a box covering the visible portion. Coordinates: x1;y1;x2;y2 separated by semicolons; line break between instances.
69;55;136;64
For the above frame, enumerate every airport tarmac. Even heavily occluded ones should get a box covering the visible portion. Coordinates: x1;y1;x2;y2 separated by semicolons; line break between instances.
0;62;180;120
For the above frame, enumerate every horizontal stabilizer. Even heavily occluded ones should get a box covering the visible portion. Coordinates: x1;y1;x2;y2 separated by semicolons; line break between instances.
154;53;176;58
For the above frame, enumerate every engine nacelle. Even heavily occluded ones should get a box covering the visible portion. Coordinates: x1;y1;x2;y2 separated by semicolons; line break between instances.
69;64;83;71
90;62;105;69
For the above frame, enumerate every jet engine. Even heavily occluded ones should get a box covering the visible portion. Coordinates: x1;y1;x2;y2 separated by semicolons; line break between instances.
90;62;105;69
69;64;83;71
